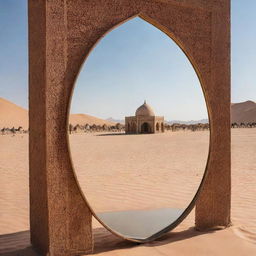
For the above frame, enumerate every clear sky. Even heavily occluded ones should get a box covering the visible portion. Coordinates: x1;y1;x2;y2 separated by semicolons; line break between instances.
0;1;255;120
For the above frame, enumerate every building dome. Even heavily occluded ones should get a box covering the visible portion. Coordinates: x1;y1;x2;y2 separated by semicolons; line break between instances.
135;101;155;116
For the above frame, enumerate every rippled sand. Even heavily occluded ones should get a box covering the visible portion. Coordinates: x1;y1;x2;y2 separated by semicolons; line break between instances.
0;129;255;255
70;131;209;213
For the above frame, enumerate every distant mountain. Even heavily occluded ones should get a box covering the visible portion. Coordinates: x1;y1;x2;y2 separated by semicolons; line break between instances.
106;117;209;125
166;119;208;125
231;100;256;123
106;117;125;124
168;100;256;124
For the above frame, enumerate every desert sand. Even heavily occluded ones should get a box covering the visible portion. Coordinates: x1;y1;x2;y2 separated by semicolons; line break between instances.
0;129;256;255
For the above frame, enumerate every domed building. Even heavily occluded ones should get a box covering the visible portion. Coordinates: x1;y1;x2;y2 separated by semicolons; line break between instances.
125;101;164;134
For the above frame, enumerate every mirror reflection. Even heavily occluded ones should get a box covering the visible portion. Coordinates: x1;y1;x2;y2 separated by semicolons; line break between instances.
68;17;209;241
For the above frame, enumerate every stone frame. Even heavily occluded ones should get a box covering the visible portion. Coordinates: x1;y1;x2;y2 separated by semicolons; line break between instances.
29;0;230;255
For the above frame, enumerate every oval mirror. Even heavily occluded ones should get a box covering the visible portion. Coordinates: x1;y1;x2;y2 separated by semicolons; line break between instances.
68;17;210;242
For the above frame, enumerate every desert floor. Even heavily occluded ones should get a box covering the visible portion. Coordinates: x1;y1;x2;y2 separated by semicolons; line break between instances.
0;129;256;255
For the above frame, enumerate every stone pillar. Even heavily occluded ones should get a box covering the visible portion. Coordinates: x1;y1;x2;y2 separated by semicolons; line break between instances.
29;1;93;255
195;1;231;230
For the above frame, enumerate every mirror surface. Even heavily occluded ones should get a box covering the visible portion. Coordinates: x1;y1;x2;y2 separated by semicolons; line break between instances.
68;17;210;241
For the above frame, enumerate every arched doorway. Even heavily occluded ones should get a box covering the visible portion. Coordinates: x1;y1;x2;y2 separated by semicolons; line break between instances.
141;122;150;133
156;123;159;131
132;122;136;133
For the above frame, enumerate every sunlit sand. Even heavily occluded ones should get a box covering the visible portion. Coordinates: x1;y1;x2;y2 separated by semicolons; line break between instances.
0;129;256;255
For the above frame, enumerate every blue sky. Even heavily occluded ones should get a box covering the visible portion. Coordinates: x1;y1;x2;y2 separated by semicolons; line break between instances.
0;1;255;120
72;17;204;120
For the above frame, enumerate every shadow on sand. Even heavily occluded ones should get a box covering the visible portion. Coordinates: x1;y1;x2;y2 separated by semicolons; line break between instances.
96;132;126;136
0;227;215;255
96;132;153;136
0;231;39;256
93;226;215;254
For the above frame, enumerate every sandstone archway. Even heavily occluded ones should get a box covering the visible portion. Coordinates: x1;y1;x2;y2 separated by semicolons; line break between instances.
29;0;230;255
156;122;160;131
141;122;151;133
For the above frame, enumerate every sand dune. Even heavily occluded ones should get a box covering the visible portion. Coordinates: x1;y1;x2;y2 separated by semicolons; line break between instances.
0;98;28;129
231;100;256;123
0;97;115;129
69;113;115;126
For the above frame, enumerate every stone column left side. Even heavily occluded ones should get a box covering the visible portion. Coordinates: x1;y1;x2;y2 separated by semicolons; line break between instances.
29;0;49;254
29;1;93;255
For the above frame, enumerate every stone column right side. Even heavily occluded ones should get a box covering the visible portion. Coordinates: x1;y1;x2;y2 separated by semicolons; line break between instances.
195;1;231;230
